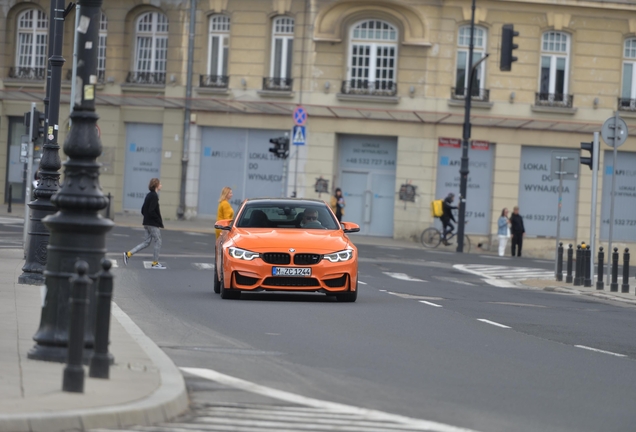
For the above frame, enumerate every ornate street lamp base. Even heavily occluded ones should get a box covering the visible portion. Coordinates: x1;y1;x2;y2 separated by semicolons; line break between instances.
18;273;46;285
27;344;113;365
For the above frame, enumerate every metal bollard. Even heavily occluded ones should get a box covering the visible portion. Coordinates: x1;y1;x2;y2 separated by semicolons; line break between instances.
584;246;592;287
622;248;630;294
596;247;604;290
610;247;619;292
89;259;114;379
566;244;574;283
573;245;582;286
7;184;11;213
556;242;564;281
62;261;91;393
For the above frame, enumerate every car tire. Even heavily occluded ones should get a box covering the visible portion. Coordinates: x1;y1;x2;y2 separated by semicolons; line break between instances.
213;260;221;294
335;278;358;303
220;272;241;300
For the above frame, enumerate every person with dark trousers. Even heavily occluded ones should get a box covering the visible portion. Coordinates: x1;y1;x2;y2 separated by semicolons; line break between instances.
510;206;525;257
123;178;165;269
440;193;457;245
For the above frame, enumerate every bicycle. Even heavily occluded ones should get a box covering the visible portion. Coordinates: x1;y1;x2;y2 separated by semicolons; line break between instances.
420;225;471;253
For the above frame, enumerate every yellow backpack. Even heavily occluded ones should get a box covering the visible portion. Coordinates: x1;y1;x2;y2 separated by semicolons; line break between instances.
431;199;444;218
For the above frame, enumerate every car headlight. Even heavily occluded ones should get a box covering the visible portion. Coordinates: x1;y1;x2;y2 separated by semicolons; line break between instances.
228;247;260;261
323;249;354;263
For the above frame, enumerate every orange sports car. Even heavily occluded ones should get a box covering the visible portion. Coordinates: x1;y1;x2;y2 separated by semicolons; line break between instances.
214;198;360;302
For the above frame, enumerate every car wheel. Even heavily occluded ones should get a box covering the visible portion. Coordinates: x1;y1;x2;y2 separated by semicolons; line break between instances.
213;260;221;294
335;278;358;303
220;272;241;300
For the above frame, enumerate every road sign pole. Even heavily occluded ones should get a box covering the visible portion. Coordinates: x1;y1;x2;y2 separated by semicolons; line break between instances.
554;157;565;277
606;113;619;285
23;102;36;254
589;132;599;279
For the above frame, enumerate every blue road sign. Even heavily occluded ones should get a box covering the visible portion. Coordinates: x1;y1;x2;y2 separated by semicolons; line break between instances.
293;106;307;126
292;126;306;145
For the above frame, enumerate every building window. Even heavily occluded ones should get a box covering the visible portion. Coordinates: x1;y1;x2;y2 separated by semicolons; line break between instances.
619;38;636;110
128;11;169;85
343;20;398;96
12;9;48;80
264;17;294;91
537;31;572;107
202;15;230;88
98;13;107;83
453;26;488;101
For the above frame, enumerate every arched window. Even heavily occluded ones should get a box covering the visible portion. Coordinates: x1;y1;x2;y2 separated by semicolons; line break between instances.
14;9;48;80
455;26;487;100
130;11;169;84
620;38;636;109
98;13;108;82
205;15;230;88
266;16;294;90
538;31;571;106
345;20;398;96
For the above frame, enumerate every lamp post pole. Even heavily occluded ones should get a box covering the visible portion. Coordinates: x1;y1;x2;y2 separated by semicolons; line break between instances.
28;0;111;363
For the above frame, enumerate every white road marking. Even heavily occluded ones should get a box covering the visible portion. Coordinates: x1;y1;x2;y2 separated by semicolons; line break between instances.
479;255;512;260
383;272;426;282
112;233;129;237
181;367;480;432
359;281;367;285
477;319;511;329
193;263;214;270
419;300;442;308
454;264;554;281
574;345;627;358
433;276;476;286
379;289;387;292
483;279;518;288
184;231;208;236
0;217;24;224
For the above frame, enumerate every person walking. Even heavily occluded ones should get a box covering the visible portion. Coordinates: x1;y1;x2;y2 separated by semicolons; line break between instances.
440;193;457;245
216;186;234;238
123;178;165;269
497;208;511;256
330;188;346;222
510;206;525;257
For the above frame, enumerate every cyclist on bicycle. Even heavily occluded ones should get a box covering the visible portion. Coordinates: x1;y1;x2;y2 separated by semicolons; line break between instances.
440;193;457;245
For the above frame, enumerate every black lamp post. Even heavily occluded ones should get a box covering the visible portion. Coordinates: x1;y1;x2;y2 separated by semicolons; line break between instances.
28;0;110;363
456;0;488;253
19;0;72;285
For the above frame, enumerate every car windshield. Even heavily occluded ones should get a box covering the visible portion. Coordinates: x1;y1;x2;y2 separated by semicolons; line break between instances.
236;203;339;230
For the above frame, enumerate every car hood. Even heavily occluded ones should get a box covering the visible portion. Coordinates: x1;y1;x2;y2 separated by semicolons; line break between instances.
231;228;352;253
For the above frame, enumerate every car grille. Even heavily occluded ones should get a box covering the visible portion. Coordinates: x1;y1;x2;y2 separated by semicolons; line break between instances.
324;274;348;288
293;253;322;265
235;273;258;286
262;253;291;265
263;277;320;287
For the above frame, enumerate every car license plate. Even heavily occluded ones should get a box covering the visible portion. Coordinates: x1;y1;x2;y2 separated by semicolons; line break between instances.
272;267;311;277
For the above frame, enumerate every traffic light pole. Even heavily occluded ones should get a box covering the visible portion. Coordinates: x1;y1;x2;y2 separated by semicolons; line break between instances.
22;103;37;256
589;132;599;279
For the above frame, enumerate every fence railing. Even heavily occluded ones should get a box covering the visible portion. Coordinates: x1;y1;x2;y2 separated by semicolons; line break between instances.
340;80;397;97
451;87;490;102
199;75;229;88
125;71;166;85
8;67;46;80
262;77;293;91
535;92;574;108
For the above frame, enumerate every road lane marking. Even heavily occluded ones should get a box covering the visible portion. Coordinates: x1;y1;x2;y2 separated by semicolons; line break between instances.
193;263;214;270
359;281;367;285
379;289;387;292
574;345;627;358
419;300;442;308
181;367;481;432
383;272;426;282
477;319;511;329
433;276;476;286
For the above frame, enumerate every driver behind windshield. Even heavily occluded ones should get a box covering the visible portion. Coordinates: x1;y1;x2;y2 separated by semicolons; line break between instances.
300;209;322;228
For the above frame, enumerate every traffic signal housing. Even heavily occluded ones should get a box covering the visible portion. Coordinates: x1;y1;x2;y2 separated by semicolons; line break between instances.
580;141;595;170
23;107;45;142
269;136;290;159
500;24;519;72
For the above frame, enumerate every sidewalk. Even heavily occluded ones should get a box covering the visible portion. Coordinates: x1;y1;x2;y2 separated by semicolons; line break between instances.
521;277;636;306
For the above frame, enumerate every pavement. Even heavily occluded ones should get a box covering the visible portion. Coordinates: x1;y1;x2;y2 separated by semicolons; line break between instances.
0;203;634;432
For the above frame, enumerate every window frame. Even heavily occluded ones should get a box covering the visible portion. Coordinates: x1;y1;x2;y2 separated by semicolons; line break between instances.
621;38;636;106
538;31;570;98
269;16;294;80
346;19;399;93
15;9;48;72
133;11;169;76
455;25;487;98
208;14;230;78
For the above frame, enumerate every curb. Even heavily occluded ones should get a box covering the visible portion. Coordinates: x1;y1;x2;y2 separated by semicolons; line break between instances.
522;280;636;306
0;303;189;432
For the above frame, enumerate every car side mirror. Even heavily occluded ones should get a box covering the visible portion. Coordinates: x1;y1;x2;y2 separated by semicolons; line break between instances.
341;222;360;233
214;219;232;231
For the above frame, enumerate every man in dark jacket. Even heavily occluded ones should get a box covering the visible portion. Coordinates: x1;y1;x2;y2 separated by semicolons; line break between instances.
123;178;166;269
510;206;525;257
440;193;457;245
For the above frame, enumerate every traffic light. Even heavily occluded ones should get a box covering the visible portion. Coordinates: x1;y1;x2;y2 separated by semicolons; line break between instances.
269;136;290;159
500;24;519;72
580;141;595;170
24;107;45;142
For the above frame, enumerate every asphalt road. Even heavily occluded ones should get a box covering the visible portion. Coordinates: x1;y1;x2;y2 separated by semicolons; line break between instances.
95;225;636;432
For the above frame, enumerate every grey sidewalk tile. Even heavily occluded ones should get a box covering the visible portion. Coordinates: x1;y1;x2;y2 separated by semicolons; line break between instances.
0;417;29;432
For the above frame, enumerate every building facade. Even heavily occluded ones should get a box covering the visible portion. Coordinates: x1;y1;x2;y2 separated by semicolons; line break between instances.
1;0;636;256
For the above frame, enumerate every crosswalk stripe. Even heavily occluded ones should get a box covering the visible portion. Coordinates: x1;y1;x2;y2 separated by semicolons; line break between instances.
454;264;554;281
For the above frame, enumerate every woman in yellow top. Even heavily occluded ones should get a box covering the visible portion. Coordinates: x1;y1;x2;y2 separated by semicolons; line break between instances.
216;186;234;238
330;188;345;222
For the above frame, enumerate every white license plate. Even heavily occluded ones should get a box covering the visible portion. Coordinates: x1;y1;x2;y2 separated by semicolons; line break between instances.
272;267;312;277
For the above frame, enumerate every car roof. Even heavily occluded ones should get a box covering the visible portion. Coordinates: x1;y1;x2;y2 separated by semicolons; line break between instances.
243;198;327;207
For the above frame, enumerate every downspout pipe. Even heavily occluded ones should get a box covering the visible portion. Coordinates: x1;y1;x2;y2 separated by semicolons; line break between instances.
177;0;197;219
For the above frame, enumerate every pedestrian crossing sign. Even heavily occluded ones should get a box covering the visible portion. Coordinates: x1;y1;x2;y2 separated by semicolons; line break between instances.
292;125;306;146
